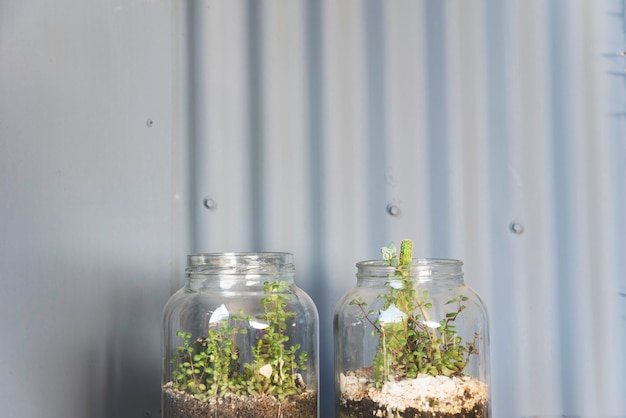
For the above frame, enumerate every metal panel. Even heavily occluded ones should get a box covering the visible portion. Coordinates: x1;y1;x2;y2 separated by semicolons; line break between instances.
184;1;626;417
0;1;178;417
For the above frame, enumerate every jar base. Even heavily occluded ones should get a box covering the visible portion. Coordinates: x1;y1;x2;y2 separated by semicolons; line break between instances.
338;399;488;418
163;384;317;418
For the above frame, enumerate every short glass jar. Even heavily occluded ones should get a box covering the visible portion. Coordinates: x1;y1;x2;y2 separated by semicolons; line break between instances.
334;258;490;418
162;253;319;418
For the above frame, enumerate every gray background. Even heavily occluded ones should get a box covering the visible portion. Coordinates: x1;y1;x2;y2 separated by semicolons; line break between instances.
1;1;625;417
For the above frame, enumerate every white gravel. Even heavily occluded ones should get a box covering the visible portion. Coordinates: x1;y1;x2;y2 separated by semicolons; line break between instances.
340;371;488;415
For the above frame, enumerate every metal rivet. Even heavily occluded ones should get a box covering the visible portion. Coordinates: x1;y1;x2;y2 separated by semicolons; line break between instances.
509;222;524;234
203;197;217;210
386;203;400;217
146;119;154;127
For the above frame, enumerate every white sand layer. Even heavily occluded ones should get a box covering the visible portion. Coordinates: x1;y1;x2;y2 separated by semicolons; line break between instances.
340;371;488;414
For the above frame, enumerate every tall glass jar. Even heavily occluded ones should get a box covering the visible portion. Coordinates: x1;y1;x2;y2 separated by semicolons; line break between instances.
162;253;319;418
334;257;490;418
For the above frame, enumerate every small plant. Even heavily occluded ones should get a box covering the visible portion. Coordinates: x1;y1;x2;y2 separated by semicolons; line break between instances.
350;239;479;386
245;280;308;400
170;280;308;402
171;312;249;401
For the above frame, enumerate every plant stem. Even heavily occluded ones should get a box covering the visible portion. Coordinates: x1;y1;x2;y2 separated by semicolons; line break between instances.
397;240;438;345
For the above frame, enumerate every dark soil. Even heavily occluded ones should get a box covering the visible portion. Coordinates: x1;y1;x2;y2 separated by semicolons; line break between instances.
338;396;489;418
163;387;317;418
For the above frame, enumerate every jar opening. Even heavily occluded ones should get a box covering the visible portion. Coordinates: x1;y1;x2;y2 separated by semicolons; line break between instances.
186;252;295;276
356;258;463;281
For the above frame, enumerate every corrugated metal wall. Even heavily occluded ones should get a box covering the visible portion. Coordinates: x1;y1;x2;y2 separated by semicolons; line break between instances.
179;1;626;417
1;1;625;417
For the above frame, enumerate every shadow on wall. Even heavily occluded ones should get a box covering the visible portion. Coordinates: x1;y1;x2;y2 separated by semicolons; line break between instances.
82;266;167;418
299;261;335;418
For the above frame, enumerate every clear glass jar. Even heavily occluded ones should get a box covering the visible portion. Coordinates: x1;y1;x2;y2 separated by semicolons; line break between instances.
162;253;319;418
334;258;490;418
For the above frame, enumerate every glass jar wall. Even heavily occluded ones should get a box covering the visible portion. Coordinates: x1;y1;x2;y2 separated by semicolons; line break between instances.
162;253;319;418
334;256;490;418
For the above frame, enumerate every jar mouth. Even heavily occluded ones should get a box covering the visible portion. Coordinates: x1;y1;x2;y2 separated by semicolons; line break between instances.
186;252;295;276
356;258;463;280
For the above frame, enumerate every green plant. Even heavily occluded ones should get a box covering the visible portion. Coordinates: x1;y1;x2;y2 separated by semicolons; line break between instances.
171;312;249;401
350;239;478;386
170;280;307;402
245;280;308;400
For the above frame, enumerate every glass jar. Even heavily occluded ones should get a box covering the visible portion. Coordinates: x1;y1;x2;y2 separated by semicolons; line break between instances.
334;258;490;418
162;253;319;418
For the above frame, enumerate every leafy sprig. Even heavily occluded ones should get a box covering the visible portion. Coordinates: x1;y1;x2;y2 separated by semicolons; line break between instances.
247;280;308;400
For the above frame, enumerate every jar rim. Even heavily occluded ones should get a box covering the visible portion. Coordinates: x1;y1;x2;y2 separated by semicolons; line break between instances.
356;258;463;280
186;252;295;275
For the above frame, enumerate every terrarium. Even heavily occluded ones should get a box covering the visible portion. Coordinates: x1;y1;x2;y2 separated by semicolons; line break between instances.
334;240;490;417
162;252;319;418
